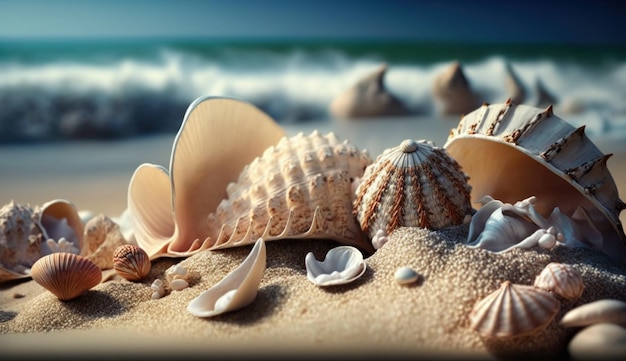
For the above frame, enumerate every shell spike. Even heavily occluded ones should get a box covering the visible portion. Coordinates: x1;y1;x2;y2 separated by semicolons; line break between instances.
544;104;554;116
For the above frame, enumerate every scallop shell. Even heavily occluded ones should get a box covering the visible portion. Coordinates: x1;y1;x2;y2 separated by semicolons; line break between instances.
533;262;584;300
113;244;151;282
31;252;102;301
444;100;626;263
353;139;473;240
469;280;560;338
187;238;266;318
305;246;366;286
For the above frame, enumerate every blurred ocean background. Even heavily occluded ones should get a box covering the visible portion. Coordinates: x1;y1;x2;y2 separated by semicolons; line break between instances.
1;37;626;144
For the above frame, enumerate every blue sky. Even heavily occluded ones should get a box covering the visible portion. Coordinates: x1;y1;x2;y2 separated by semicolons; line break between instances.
0;0;624;43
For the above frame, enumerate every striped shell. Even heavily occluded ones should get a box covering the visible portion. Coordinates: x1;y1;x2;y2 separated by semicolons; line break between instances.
31;252;102;301
207;130;373;252
444;100;626;263
113;244;151;282
353;139;473;240
469;281;560;338
533;262;584;300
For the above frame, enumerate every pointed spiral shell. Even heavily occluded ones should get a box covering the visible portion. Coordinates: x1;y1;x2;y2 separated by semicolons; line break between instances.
113;244;151;282
31;252;102;301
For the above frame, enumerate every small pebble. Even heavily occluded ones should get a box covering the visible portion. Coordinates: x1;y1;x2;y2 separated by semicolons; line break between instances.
394;266;420;285
12;292;25;299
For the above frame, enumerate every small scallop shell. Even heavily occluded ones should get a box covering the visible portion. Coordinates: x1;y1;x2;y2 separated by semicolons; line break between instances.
113;244;151;282
533;262;584;300
305;246;366;286
469;281;560;338
31;252;102;301
353;139;473;240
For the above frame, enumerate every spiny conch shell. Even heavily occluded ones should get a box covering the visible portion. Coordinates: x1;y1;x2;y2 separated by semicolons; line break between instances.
187;238;266;318
305;246;366;286
127;96;287;259
353;139;473;241
469;281;560;338
533;262;584;301
206;130;373;253
31;252;102;301
113;244;151;282
560;299;626;328
82;214;128;270
444;100;626;263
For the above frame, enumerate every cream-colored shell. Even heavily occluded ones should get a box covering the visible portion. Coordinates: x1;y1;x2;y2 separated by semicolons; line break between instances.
533;262;584;300
82;214;128;270
560;299;626;328
31;252;102;301
469;281;560;338
353;139;473;240
444;100;626;263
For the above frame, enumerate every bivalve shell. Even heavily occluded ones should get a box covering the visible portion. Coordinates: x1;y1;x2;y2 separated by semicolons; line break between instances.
353;138;473;240
469;280;560;338
533;262;584;300
305;246;366;286
113;244;151;282
31;252;102;301
561;299;626;328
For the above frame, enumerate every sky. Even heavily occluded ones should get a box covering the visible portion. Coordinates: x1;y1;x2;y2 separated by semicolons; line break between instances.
0;0;624;44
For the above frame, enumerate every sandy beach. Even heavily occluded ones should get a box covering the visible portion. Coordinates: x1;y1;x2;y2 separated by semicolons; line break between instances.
1;114;626;359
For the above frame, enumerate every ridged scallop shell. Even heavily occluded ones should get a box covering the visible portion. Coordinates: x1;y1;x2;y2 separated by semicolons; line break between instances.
353;139;473;240
533;262;584;300
113;244;151;282
469;281;560;338
444;100;626;263
31;252;102;301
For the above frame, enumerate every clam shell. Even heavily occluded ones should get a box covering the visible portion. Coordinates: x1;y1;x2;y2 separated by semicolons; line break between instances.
568;323;626;359
31;252;102;301
444;100;626;263
353;139;473;240
187;238;266;318
113;244;151;282
560;299;626;328
38;198;85;254
469;280;560;338
533;262;584;300
305;246;366;286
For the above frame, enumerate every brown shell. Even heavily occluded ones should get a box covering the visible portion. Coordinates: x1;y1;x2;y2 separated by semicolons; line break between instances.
31;252;102;301
533;262;584;300
113;244;151;282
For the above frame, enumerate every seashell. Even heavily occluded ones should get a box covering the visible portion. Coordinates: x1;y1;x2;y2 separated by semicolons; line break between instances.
445;100;626;263
560;299;626;328
371;228;389;250
504;62;526;105
151;279;165;299
431;61;481;116
170;278;189;291
113;244;151;282
567;323;626;359
30;252;102;301
82;214;128;270
38;198;85;254
394;266;420;285
469;280;560;338
187;238;266;318
353;138;473;241
533;262;584;300
305;245;366;286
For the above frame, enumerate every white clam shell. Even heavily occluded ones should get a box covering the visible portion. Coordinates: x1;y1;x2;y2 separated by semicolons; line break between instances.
187;238;266;318
445;100;626;263
469;281;560;338
305;246;366;286
394;266;420;285
561;299;626;328
567;323;626;359
533;262;584;300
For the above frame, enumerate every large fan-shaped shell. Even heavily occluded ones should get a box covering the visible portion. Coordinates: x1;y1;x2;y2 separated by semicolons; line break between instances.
353;139;473;240
444;100;626;263
207;130;373;253
31;252;102;301
469;280;560;338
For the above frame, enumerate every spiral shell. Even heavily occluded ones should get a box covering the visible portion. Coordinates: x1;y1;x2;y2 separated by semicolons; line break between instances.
353;139;473;240
0;201;45;280
469;281;560;338
113;244;151;282
31;252;102;301
533;262;584;300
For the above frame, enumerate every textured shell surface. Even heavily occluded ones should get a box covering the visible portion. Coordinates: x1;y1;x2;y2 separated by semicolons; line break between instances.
31;252;102;301
305;245;366;286
560;299;626;328
113;244;151;282
444;100;626;263
207;130;373;253
82;214;128;270
353;138;473;240
187;238;266;318
533;262;584;300
469;280;560;338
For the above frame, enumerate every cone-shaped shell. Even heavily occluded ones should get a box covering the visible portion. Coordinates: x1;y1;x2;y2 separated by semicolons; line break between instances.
127;96;287;259
187;238;266;318
353;139;473;240
113;244;151;282
533;262;584;300
469;281;560;338
31;252;102;301
444;100;626;263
